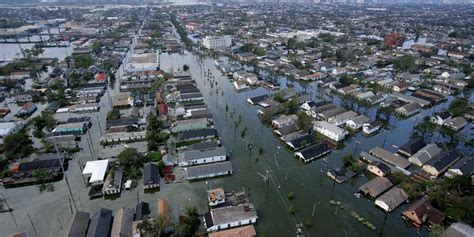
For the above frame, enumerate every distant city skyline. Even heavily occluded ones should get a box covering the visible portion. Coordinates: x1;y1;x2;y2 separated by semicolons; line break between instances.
1;0;473;4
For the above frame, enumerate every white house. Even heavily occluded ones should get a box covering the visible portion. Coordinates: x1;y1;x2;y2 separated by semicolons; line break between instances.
313;121;348;142
363;122;381;135
204;205;258;232
82;159;109;185
346;115;370;129
178;146;228;167
328;111;358;126
431;112;452;126
272;114;298;129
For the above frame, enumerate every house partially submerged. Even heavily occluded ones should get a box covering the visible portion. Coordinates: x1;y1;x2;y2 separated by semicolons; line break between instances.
111;207;134;237
402;196;444;227
375;187;408;212
143;163;160;190
367;161;391;177
408;144;441;167
207;188;226;207
208;225;257;237
422;151;462;177
186;161;233;180
359;177;394;198
87;208;113;237
397;138;426;158
178;146;228;167
204;204;258;232
369;147;411;169
294;143;331;163
61;211;90;237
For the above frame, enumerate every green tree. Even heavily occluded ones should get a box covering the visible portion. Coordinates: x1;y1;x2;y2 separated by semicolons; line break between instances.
3;129;34;160
273;91;285;103
73;54;94;68
92;41;102;55
261;110;273;125
107;109;121;121
448;98;468;117
137;215;167;237
284;98;298;114
146;151;162;162
118;148;145;179
394;55;417;72
296;112;312;131
173;206;200;237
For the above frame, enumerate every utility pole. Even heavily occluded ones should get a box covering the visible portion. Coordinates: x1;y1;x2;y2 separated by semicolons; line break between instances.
330;178;336;200
53;137;77;212
77;160;86;186
27;213;37;234
1;193;17;226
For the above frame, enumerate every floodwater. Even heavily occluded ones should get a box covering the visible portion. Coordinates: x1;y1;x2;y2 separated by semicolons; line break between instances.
160;51;471;236
0;28;73;62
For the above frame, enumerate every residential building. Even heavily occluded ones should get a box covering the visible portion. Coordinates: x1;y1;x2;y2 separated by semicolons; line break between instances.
272;114;298;128
178;128;217;142
61;211;90;237
346;115;370;129
186;161;233;180
363;122;381;135
143;163;160;189
375;187;408;212
178;146;228;167
397;138;427;158
328;111;358;126
359;177;394;198
446;157;474;177
208;225;257;237
103;169;123;196
422;151;462;177
82;159;109;185
402;196;444;227
286;134;316;151
207;188;226;207
247;95;268;105
87;208;113;237
318;107;346;121
313;121;348;142
294;143;331;163
409;144;442;167
367;161;391;177
396;102;421;117
444;117;467;131
204;204;258;232
16;102;37;116
111;207;134;237
431;112;452;125
369;147;411;169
